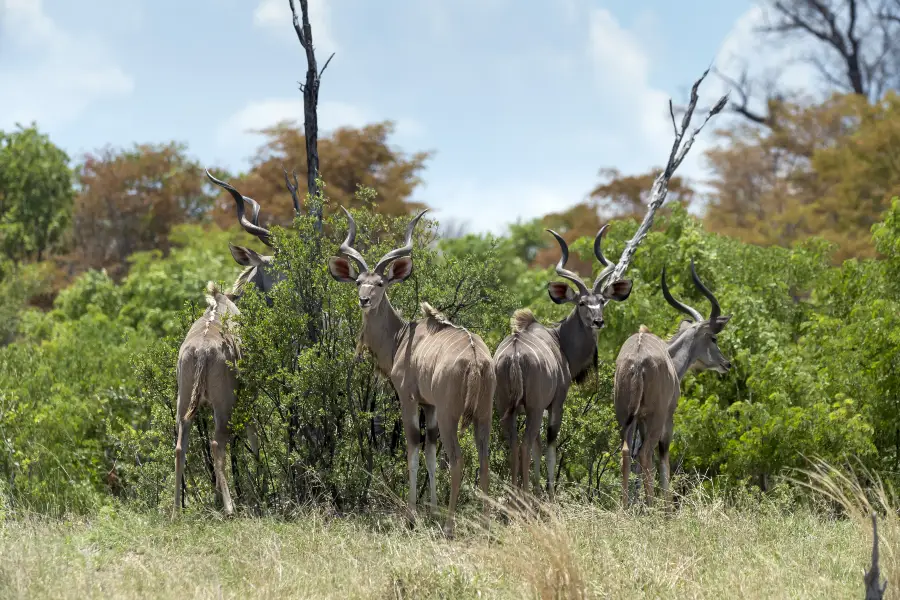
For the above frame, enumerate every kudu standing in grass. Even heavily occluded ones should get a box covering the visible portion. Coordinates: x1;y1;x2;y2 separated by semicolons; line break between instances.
328;208;495;536
174;280;244;517
206;169;301;300
494;226;633;496
615;260;732;509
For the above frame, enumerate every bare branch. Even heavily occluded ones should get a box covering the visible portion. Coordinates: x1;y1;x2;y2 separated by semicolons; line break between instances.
601;69;727;291
287;0;335;232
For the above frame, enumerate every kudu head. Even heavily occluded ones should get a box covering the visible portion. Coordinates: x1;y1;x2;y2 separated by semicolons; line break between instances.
546;225;633;329
328;207;430;312
661;259;733;373
206;168;302;301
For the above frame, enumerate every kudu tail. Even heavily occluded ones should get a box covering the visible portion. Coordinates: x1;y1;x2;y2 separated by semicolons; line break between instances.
616;364;643;460
500;339;525;421
183;350;207;422
461;360;482;431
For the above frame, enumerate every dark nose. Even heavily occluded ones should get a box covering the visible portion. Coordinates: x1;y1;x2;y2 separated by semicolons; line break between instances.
723;360;732;370
359;297;371;307
592;318;604;328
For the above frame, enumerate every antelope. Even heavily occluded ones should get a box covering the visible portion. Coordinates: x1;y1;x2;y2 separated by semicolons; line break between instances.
494;226;632;496
206;169;301;300
327;208;495;536
173;280;244;517
615;259;732;509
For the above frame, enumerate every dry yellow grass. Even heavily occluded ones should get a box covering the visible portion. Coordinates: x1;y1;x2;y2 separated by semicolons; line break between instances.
0;488;877;600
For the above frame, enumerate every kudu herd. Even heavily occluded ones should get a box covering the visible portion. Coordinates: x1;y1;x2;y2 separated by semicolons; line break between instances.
173;170;735;526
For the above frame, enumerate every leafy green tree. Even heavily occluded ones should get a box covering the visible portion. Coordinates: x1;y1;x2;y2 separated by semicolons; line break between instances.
0;125;74;263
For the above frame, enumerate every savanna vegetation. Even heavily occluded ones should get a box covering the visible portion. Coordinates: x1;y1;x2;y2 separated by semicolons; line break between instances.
4;0;900;596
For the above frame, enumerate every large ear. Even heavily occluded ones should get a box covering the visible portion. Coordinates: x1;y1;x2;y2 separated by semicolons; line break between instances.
328;256;358;283
711;314;732;332
229;243;266;267
384;257;413;285
547;281;577;304
602;279;633;302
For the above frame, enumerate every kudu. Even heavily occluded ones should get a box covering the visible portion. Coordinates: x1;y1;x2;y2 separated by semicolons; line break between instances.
206;169;301;300
494;226;632;496
614;260;732;508
328;208;495;536
173;280;244;517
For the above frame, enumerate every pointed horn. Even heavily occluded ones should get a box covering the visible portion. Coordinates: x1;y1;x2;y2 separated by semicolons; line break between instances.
206;170;273;247
244;196;262;226
338;206;369;274
546;229;589;295
661;265;703;322
283;166;301;216
592;224;616;292
690;258;721;324
373;209;430;275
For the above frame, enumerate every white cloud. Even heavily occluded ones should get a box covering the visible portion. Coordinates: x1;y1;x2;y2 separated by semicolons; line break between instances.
420;176;592;236
217;97;425;166
0;0;133;129
254;0;337;58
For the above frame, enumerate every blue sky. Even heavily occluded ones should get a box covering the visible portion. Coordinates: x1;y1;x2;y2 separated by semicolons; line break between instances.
0;0;808;233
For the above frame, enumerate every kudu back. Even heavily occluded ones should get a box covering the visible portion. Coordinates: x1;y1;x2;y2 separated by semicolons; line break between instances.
494;225;632;496
327;208;495;537
614;260;732;509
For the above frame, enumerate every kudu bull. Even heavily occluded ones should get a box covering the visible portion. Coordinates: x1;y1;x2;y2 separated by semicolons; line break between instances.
615;260;732;509
172;171;299;517
174;280;244;516
206;169;301;299
494;226;632;495
328;208;495;536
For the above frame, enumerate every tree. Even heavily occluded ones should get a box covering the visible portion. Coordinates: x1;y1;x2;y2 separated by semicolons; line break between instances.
704;92;900;259
720;0;900;126
210;122;430;229
0;125;74;263
71;143;217;279
590;168;695;219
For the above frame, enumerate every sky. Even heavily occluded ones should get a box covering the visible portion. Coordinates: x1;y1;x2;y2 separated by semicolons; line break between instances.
0;0;815;234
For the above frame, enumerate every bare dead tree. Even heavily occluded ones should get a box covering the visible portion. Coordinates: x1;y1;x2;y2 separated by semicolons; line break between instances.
865;512;888;600
599;70;728;291
720;0;900;126
288;0;335;232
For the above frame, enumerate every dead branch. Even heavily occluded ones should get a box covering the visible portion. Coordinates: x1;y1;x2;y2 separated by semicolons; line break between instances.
865;512;888;600
288;0;335;232
601;69;728;291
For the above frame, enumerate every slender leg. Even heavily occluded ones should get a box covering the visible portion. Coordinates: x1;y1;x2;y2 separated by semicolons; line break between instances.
474;414;491;519
501;412;519;488
212;409;234;516
620;433;631;509
522;409;542;495
659;435;673;512
401;402;421;526
437;411;462;538
173;415;190;517
546;397;563;498
423;405;439;518
637;433;658;507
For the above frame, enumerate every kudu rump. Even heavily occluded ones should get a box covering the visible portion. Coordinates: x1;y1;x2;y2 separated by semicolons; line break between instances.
494;225;632;495
615;260;732;508
328;208;495;536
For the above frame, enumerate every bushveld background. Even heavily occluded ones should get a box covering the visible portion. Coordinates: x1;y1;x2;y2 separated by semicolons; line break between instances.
5;0;900;597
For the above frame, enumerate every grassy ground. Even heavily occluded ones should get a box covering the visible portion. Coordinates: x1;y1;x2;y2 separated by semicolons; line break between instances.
0;492;877;600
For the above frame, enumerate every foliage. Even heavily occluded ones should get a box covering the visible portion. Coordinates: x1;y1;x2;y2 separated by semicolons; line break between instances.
209;121;432;231
0;124;74;263
71;142;218;278
704;92;900;259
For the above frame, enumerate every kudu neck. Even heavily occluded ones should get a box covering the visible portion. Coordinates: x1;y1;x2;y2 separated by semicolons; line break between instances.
666;327;697;381
361;295;405;375
555;308;597;379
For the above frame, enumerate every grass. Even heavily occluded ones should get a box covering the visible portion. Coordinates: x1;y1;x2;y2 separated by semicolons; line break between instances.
0;487;878;600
